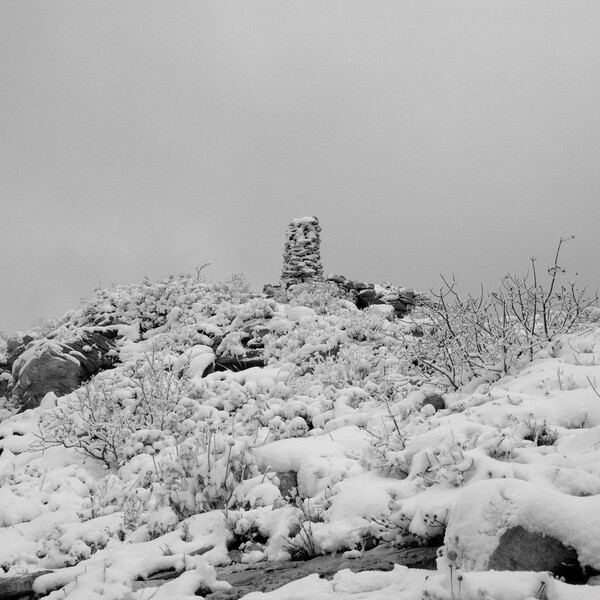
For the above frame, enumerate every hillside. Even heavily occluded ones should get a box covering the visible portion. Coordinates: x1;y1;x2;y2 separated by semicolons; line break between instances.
1;237;600;599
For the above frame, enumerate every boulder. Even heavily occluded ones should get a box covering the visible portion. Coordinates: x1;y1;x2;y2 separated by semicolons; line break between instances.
356;290;385;310
10;331;119;410
390;300;410;316
488;526;584;583
326;274;346;285
422;393;445;412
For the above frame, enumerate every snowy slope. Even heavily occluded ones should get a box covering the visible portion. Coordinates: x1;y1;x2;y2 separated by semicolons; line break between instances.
1;277;599;600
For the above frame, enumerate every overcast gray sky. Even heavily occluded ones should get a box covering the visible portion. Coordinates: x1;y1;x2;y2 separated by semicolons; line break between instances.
1;1;599;334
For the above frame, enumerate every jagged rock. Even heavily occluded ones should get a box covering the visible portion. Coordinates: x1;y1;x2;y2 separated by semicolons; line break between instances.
488;526;585;583
9;331;119;410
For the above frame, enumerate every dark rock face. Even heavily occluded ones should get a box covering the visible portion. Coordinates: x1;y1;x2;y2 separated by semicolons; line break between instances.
203;544;438;600
130;545;438;599
9;331;119;410
489;526;585;583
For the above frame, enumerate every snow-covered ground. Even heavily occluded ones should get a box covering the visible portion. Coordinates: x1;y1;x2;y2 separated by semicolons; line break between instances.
1;276;600;599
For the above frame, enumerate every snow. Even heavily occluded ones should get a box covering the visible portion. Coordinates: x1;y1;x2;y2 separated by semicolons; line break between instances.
1;275;600;599
244;481;282;508
173;344;215;378
133;564;231;599
239;566;432;600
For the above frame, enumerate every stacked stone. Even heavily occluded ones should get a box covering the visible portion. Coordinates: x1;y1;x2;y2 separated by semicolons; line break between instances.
281;216;324;285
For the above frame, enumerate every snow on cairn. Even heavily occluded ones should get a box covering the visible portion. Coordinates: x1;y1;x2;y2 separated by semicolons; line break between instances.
281;216;323;285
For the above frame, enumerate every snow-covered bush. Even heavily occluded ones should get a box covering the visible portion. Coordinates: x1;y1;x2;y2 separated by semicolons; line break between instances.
265;306;409;377
114;429;259;536
281;495;325;560
285;281;353;315
29;316;61;338
37;348;194;466
66;272;252;333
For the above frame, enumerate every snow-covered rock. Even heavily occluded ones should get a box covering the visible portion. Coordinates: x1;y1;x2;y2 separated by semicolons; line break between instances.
444;478;600;574
9;331;118;409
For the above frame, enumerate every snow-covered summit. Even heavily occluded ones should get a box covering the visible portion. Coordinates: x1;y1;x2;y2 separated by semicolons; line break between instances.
0;264;599;599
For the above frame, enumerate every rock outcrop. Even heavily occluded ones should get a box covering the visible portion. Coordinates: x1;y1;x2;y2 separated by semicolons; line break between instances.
131;544;438;599
326;274;418;317
9;330;119;410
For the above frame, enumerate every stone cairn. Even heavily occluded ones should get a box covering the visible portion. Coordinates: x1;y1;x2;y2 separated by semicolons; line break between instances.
280;216;324;286
262;215;419;319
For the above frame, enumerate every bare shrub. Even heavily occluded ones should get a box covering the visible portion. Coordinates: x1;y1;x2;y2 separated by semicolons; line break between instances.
411;238;597;390
36;347;189;466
